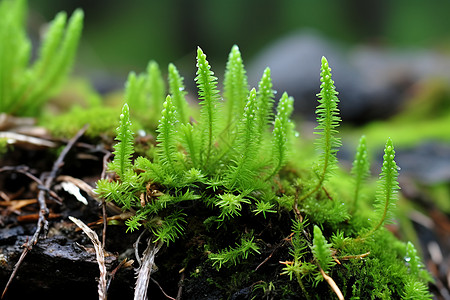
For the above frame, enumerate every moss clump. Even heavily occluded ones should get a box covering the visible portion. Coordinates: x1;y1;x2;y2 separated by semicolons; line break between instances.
95;46;432;299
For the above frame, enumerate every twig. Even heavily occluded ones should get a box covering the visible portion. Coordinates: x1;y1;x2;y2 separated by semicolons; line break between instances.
151;278;176;300
339;251;370;261
134;238;163;300
101;151;112;181
322;186;334;201
255;239;287;271
319;267;345;300
0;131;57;148
1;125;87;299
176;271;185;300
70;216;107;300
46;125;88;184
0;165;62;204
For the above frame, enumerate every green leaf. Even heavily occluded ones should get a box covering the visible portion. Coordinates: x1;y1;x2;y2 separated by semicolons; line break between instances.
124;71;147;113
0;0;29;113
252;200;276;218
152;211;187;245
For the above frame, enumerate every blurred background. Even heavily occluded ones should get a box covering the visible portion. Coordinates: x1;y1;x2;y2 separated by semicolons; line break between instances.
28;0;450;120
24;0;450;297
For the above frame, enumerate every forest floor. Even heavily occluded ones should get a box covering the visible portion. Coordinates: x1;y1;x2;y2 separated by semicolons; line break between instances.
0;118;449;299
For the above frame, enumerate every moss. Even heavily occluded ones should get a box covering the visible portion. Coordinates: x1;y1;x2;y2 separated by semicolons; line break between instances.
95;47;432;299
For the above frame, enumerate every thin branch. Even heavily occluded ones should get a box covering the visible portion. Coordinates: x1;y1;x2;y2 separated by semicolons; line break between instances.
319;267;344;300
151;278;176;300
176;271;185;300
69;216;107;300
0;131;57;148
134;238;163;300
0;165;62;204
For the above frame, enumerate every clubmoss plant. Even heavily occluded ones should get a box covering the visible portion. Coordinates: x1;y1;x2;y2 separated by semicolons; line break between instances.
0;0;83;116
95;47;432;298
350;135;370;213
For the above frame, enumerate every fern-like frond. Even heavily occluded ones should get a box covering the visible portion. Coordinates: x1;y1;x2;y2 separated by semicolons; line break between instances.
0;0;29;113
195;47;221;168
299;57;341;201
223;45;249;128
252;200;276;218
209;236;260;270
226;88;261;189
312;225;335;273
351;135;370;212
21;9;84;115
179;123;200;169
405;241;423;278
124;71;147;113
256;67;275;134
168;63;189;124
402;280;432;300
133;156;167;184
268;92;294;179
151;211;187;245
109;103;135;180
156;95;179;171
371;138;400;232
0;2;83;116
215;193;251;220
147;60;165;122
95;178;140;210
315;56;341;181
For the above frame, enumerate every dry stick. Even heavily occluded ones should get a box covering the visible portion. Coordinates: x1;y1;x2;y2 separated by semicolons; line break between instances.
69;216;108;300
176;271;185;300
134;238;163;300
319;267;345;300
1;125;88;299
100;151;111;249
255;238;289;271
0;165;62;204
150;278;176;300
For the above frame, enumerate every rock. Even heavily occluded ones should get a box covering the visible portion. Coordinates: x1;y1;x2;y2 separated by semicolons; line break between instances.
247;29;450;124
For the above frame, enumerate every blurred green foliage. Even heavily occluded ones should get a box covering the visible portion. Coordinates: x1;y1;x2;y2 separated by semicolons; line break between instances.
30;0;450;74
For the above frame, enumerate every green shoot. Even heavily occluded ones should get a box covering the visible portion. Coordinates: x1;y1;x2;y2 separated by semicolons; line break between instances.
371;138;400;233
351;135;370;213
209;236;260;270
195;47;221;168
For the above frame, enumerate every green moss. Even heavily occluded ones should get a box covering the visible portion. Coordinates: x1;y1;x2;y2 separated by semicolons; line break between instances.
95;46;432;299
44;105;120;139
0;0;83;116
